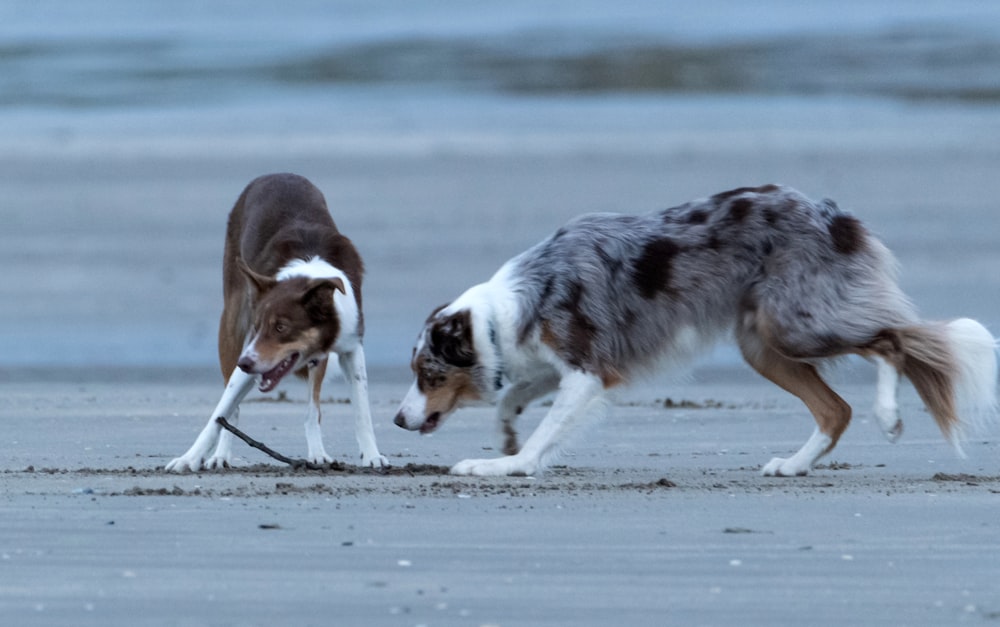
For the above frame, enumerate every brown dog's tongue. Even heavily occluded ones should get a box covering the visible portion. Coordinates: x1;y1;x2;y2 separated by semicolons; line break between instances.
257;353;298;392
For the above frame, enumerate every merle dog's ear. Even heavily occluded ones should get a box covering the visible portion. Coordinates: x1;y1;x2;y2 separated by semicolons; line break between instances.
429;310;476;368
236;257;277;294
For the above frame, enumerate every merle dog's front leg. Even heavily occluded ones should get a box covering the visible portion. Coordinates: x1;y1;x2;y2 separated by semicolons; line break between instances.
452;370;608;476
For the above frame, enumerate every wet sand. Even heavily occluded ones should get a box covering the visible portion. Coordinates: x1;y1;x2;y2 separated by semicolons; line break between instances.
3;102;1000;625
1;370;999;626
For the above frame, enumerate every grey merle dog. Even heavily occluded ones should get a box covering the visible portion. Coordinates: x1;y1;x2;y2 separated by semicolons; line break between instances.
394;184;997;477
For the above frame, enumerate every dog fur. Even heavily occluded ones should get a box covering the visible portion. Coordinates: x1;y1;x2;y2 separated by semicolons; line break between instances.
394;184;998;477
167;173;387;472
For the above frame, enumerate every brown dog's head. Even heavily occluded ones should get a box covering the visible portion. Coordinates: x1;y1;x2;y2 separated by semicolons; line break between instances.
393;307;492;434
236;259;345;392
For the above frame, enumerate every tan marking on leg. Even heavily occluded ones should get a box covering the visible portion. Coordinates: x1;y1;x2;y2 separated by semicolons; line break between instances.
502;421;519;456
539;320;558;351
742;337;852;448
540;320;623;389
600;368;625;389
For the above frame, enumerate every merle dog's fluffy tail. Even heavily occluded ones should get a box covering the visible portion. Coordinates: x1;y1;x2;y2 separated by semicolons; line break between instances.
894;318;998;444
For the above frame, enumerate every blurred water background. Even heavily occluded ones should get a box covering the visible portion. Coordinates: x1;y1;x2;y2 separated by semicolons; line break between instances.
2;0;999;375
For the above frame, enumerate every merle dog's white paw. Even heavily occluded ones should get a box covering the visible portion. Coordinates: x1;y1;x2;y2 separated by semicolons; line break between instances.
875;406;904;443
761;457;810;477
882;418;904;443
450;456;537;477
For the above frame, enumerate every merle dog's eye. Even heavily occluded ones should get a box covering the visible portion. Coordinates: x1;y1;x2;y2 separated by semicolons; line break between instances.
420;368;445;389
275;321;287;334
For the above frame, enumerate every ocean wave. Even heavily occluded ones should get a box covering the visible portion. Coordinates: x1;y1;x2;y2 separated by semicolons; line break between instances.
2;25;999;109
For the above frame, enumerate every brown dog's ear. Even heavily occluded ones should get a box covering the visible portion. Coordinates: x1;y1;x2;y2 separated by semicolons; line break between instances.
301;278;345;322
236;257;277;294
429;310;476;368
301;277;345;299
326;277;346;295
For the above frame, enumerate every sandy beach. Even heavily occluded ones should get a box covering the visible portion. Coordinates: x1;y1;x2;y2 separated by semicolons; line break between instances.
3;117;1000;625
3;114;1000;626
4;4;1000;624
2;369;999;626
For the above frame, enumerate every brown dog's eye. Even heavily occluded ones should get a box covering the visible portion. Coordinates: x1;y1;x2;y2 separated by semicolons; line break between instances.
275;322;287;334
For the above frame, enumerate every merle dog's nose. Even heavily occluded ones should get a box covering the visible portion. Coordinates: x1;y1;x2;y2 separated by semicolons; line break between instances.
393;412;407;428
237;356;255;373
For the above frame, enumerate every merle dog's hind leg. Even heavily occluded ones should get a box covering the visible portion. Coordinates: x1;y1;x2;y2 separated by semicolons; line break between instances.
738;326;852;477
872;355;904;441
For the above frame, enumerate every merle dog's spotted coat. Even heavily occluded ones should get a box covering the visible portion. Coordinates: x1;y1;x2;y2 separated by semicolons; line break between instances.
396;184;997;477
511;185;911;385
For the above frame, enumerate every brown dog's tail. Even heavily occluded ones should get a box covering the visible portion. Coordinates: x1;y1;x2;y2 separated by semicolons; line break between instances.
892;319;998;444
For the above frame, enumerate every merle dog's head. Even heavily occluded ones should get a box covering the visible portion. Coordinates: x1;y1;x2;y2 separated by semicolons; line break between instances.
393;306;491;434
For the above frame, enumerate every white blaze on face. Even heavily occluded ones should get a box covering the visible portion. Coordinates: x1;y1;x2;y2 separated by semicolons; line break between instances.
395;381;429;430
239;340;260;366
395;330;431;430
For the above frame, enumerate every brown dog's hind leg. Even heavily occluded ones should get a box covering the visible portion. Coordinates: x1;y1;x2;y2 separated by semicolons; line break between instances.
217;303;246;383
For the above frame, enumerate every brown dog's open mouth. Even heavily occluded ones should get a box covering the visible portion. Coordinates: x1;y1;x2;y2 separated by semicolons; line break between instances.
258;352;299;392
419;412;441;434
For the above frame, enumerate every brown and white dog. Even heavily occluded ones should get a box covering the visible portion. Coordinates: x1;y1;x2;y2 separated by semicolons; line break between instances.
167;173;387;472
394;184;997;477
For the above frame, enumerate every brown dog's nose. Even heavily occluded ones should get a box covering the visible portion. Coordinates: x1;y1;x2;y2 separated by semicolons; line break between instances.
237;356;256;373
393;412;407;428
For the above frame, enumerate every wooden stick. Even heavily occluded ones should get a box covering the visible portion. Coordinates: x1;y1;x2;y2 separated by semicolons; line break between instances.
215;416;329;471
